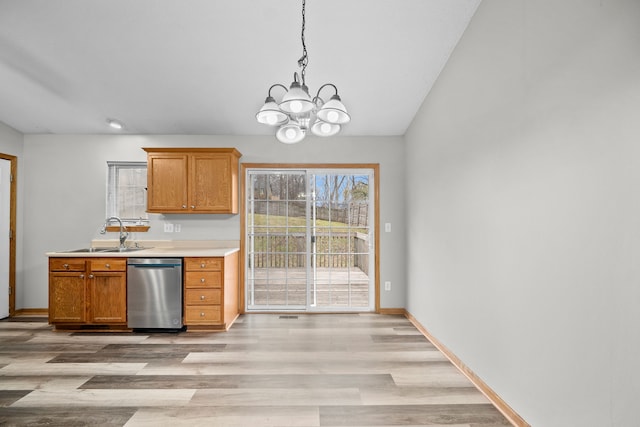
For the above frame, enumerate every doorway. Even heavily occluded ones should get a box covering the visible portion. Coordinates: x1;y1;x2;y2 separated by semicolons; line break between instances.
244;166;377;312
0;154;16;319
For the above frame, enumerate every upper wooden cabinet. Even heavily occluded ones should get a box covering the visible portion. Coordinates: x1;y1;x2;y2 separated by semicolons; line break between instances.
144;148;242;214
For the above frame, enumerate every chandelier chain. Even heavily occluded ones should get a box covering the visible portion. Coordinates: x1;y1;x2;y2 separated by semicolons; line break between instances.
256;0;350;143
298;0;309;86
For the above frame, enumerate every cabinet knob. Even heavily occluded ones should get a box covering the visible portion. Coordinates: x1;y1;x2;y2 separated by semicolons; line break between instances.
63;263;69;270
200;278;206;283
105;263;110;269
200;312;205;317
191;205;195;209
182;205;187;209
200;263;206;268
200;295;205;300
79;274;85;279
88;274;94;279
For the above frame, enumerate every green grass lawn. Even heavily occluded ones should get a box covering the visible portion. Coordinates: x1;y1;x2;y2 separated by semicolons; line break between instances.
248;214;367;234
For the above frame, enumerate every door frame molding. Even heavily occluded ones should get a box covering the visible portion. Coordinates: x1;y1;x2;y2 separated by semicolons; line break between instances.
239;163;380;314
0;153;17;317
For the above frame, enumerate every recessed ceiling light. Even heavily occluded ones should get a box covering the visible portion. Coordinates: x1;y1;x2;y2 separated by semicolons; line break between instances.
107;119;124;130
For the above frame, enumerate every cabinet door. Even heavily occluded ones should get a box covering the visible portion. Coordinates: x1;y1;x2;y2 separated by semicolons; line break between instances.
89;272;127;324
190;154;235;212
49;273;86;323
147;153;189;212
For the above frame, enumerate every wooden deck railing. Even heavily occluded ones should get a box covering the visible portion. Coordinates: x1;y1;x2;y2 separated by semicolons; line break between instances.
247;233;369;273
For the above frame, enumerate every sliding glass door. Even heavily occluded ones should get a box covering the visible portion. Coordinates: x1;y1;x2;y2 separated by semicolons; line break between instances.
246;168;374;312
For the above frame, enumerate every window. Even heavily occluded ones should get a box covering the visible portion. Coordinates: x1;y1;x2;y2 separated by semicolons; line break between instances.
106;161;148;225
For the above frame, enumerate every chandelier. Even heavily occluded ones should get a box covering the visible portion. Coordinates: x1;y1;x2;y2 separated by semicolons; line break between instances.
256;0;350;144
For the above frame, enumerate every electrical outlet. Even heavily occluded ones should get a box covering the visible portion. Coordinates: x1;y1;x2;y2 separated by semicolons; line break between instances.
174;224;181;233
384;281;391;291
164;223;174;233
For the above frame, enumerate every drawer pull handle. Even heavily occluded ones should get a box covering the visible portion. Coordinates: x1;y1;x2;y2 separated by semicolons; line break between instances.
105;263;110;269
201;278;205;283
63;263;69;269
200;312;205;317
200;295;205;300
201;263;206;268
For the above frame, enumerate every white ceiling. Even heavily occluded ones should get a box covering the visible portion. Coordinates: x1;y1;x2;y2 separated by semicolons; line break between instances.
0;0;480;136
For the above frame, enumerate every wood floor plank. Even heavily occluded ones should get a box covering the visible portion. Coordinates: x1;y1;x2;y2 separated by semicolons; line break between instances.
81;373;395;389
11;389;196;407
125;406;320;427
0;390;30;407
319;404;512;426
0;376;91;391
47;343;227;363
0;407;136;426
191;388;362;406
182;350;447;363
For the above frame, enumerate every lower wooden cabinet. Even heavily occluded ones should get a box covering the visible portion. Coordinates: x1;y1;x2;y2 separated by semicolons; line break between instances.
88;259;127;324
49;257;127;328
49;259;87;323
49;252;239;331
183;252;238;330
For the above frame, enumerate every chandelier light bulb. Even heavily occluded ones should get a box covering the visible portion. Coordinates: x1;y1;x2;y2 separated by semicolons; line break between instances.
317;94;351;124
256;96;288;126
277;122;306;143
280;79;314;115
290;101;303;113
310;119;340;137
327;111;339;123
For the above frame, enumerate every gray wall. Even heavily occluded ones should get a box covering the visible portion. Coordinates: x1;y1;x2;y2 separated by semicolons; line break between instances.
21;134;406;310
405;0;640;425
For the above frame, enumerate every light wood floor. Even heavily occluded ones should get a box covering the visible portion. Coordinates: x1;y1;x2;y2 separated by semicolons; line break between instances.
0;314;512;426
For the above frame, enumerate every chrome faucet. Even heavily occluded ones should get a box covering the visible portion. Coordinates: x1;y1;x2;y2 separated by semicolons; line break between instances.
100;216;129;250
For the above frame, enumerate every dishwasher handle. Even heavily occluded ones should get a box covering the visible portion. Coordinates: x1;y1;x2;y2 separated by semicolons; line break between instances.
129;263;181;268
127;258;183;268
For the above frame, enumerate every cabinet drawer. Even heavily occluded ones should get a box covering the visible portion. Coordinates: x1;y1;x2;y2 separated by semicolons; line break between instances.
90;259;127;272
185;271;222;288
50;258;86;272
185;289;221;305
185;306;222;323
185;258;222;271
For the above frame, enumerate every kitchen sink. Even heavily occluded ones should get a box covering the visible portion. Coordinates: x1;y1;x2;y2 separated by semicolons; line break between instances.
62;247;113;253
102;247;148;253
60;247;150;253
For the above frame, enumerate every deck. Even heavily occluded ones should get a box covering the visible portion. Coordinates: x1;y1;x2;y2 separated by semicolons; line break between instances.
246;267;371;309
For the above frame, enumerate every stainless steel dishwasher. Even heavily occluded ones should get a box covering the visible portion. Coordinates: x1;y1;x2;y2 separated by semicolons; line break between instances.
127;258;183;330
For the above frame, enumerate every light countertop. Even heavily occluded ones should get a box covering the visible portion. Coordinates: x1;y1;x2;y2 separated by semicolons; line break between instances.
46;240;240;258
